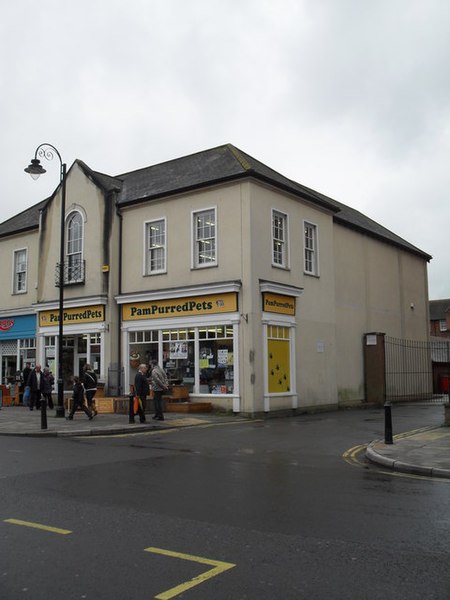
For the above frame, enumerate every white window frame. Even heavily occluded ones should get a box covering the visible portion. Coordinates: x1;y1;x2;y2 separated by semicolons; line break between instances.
145;218;167;275
439;319;448;332
66;210;84;283
192;207;217;268
303;220;319;276
272;210;289;269
13;248;28;294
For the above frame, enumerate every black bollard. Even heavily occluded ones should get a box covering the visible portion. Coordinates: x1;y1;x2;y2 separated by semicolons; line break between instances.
129;392;135;424
384;401;393;444
40;397;48;430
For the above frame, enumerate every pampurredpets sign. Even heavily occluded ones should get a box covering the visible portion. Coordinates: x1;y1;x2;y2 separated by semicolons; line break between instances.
39;305;105;327
122;293;238;321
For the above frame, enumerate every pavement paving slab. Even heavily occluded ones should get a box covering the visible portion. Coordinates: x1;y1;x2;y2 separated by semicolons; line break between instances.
0;406;244;437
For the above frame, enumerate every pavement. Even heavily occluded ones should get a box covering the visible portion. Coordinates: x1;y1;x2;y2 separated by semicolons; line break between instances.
365;425;450;478
2;404;450;479
0;405;248;438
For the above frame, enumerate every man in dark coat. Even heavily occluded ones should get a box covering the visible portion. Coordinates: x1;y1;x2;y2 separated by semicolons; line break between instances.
27;364;45;411
133;364;148;423
42;367;55;410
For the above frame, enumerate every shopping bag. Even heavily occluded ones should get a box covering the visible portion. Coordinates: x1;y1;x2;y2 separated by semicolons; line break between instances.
133;396;142;415
23;386;31;406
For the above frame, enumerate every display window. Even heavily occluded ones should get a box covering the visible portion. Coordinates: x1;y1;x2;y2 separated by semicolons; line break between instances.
198;326;234;394
128;324;235;395
162;328;195;389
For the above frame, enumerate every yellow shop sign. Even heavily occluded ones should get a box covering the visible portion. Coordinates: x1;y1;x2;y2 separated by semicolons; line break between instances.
263;292;295;315
39;305;105;327
123;293;238;321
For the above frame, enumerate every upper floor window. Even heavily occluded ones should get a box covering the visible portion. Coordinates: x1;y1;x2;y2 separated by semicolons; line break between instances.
272;210;288;268
304;221;318;275
145;219;166;274
13;248;27;293
193;208;216;268
440;319;448;332
66;211;84;283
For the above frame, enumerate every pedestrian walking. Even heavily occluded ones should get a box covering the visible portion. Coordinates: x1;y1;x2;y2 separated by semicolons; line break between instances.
66;376;94;420
150;359;169;421
82;363;98;416
42;367;55;410
133;364;148;423
27;364;45;411
21;362;32;406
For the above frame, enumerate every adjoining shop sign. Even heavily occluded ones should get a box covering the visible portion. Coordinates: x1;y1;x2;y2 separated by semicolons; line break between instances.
122;292;238;321
39;305;105;327
0;314;36;340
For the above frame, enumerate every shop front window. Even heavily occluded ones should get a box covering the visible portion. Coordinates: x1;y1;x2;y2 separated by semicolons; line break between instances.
129;330;159;379
44;336;56;373
89;333;101;374
162;328;195;392
198;326;234;394
128;325;235;395
19;338;36;369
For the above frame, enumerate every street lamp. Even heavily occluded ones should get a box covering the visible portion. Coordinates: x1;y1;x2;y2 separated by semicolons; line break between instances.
25;144;66;418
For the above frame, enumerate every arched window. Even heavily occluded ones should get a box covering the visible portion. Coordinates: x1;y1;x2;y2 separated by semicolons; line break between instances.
66;211;84;283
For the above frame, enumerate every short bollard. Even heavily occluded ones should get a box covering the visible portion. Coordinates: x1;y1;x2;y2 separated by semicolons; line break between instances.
128;392;135;424
384;401;393;444
40;398;48;430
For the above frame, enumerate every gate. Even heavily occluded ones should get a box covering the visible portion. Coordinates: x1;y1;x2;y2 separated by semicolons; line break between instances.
364;333;450;405
384;336;450;402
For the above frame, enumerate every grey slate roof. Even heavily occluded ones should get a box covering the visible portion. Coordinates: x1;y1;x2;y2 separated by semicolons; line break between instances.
0;198;48;238
1;143;431;260
430;299;450;320
115;144;339;213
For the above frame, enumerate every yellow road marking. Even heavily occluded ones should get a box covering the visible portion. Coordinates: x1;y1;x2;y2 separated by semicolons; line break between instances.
4;518;72;535
342;444;367;467
145;546;235;599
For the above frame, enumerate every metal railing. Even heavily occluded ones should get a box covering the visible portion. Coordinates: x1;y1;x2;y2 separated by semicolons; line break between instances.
55;259;85;286
384;336;450;403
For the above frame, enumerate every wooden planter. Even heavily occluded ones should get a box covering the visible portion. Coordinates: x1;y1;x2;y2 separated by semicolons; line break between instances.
169;385;189;400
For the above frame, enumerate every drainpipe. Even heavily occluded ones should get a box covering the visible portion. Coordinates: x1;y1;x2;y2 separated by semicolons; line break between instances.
116;199;123;396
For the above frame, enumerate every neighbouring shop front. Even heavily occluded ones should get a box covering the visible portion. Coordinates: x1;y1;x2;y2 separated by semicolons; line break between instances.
38;304;106;390
0;314;36;399
120;288;241;411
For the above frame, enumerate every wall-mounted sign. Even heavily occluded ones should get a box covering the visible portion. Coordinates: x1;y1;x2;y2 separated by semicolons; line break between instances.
262;292;295;316
0;319;14;331
39;305;105;327
123;293;238;321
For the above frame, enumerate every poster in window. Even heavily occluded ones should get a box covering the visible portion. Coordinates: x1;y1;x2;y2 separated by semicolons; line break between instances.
170;342;188;359
217;349;228;365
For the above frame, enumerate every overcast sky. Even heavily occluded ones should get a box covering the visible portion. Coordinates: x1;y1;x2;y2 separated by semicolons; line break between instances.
2;0;449;299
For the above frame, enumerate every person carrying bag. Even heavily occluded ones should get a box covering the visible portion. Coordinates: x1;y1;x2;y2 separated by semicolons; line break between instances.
82;364;98;416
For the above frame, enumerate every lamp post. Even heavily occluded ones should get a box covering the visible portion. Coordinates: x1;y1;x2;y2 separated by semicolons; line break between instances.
25;144;66;418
